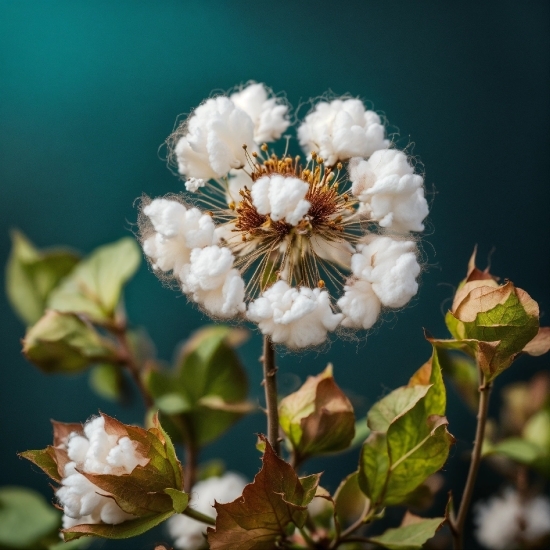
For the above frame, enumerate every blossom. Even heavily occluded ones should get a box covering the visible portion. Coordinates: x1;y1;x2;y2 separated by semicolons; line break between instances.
247;281;342;349
21;414;186;539
139;84;428;349
168;473;247;550
297;98;389;166
474;488;550;549
349;150;429;233
230;82;290;143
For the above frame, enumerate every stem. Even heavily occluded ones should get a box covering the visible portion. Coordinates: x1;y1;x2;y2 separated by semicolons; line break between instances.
329;500;372;549
111;321;153;408
184;440;198;493
262;336;280;455
450;373;492;549
182;506;216;526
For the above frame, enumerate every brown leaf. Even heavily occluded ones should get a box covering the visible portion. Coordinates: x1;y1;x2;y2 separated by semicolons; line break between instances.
523;327;550;356
207;437;320;550
52;421;83;447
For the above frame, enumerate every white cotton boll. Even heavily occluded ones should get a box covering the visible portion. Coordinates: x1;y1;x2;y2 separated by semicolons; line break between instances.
168;473;247;550
474;489;550;550
349;150;429;233
230;82;290;143
247;281;342;349
251;175;311;226
337;279;381;329
352;236;420;309
297;98;389;166
175;96;255;179
57;415;148;528
226;169;253;204
185;177;206;192
182;246;245;318
142;199;215;275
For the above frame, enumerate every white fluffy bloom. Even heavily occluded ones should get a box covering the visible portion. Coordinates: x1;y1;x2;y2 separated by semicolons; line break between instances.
181;245;245;318
474;489;550;549
142;198;215;274
185;177;206;192
251;175;311;226
230;83;290;143
56;416;148;528
349;150;429;233
247;281;343;349
175;96;255;180
338;236;420;328
168;473;247;550
298;98;389;166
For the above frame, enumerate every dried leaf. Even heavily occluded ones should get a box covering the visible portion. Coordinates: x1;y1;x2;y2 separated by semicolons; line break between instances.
207;437;320;550
523;327;550;356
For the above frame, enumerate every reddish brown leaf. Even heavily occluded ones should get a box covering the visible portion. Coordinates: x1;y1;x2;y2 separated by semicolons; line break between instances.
523;327;550;356
207;437;320;550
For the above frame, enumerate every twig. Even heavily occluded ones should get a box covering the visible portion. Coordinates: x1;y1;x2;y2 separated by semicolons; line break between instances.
449;372;492;549
182;506;216;526
262;336;280;455
184;440;198;493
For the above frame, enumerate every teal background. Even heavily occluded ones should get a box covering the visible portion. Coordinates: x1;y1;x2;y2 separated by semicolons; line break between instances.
1;1;548;548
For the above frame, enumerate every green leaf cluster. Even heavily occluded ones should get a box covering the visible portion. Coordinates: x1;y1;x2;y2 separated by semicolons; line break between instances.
145;325;252;447
358;349;455;508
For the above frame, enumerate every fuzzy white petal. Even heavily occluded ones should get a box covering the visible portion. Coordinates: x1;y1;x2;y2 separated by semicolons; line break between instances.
247;281;342;349
230;83;290;143
175;96;255;179
337;279;381;329
349;150;429;233
168;473;247;550
298;98;389;166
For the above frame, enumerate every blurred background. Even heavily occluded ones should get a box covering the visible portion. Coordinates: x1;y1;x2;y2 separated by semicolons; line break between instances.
1;1;548;548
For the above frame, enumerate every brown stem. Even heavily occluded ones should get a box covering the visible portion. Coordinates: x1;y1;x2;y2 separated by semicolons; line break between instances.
184;440;198;493
450;373;492;549
111;321;153;408
262;336;280;455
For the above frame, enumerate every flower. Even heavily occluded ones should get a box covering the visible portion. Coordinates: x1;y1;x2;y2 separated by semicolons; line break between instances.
474;488;550;549
21;413;186;540
139;84;429;349
297;98;389;166
168;473;247;550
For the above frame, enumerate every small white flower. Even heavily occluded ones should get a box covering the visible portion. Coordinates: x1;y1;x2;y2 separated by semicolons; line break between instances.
181;245;246;318
175;96;255;180
251;175;311;226
474;488;550;549
349;150;429;233
230;82;290;143
247;281;343;349
338;278;381;330
168;473;248;550
142;198;215;274
298;98;389;166
56;416;148;528
185;177;206;192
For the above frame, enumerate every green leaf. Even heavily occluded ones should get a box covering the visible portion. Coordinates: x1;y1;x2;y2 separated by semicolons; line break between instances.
19;447;61;483
0;486;60;549
6;230;80;326
436;349;479;412
368;514;445;550
89;363;123;401
22;311;117;373
349;420;371;449
484;437;542;464
359;348;454;507
164;488;189;514
48;237;140;322
63;510;175;541
207;437;320;550
333;471;370;531
156;393;193;415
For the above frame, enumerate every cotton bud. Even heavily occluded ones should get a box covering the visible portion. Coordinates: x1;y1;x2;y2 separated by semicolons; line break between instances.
21;413;188;541
278;365;355;462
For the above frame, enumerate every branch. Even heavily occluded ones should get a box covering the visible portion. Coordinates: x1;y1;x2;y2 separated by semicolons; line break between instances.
182;506;216;526
261;336;280;455
449;372;492;549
